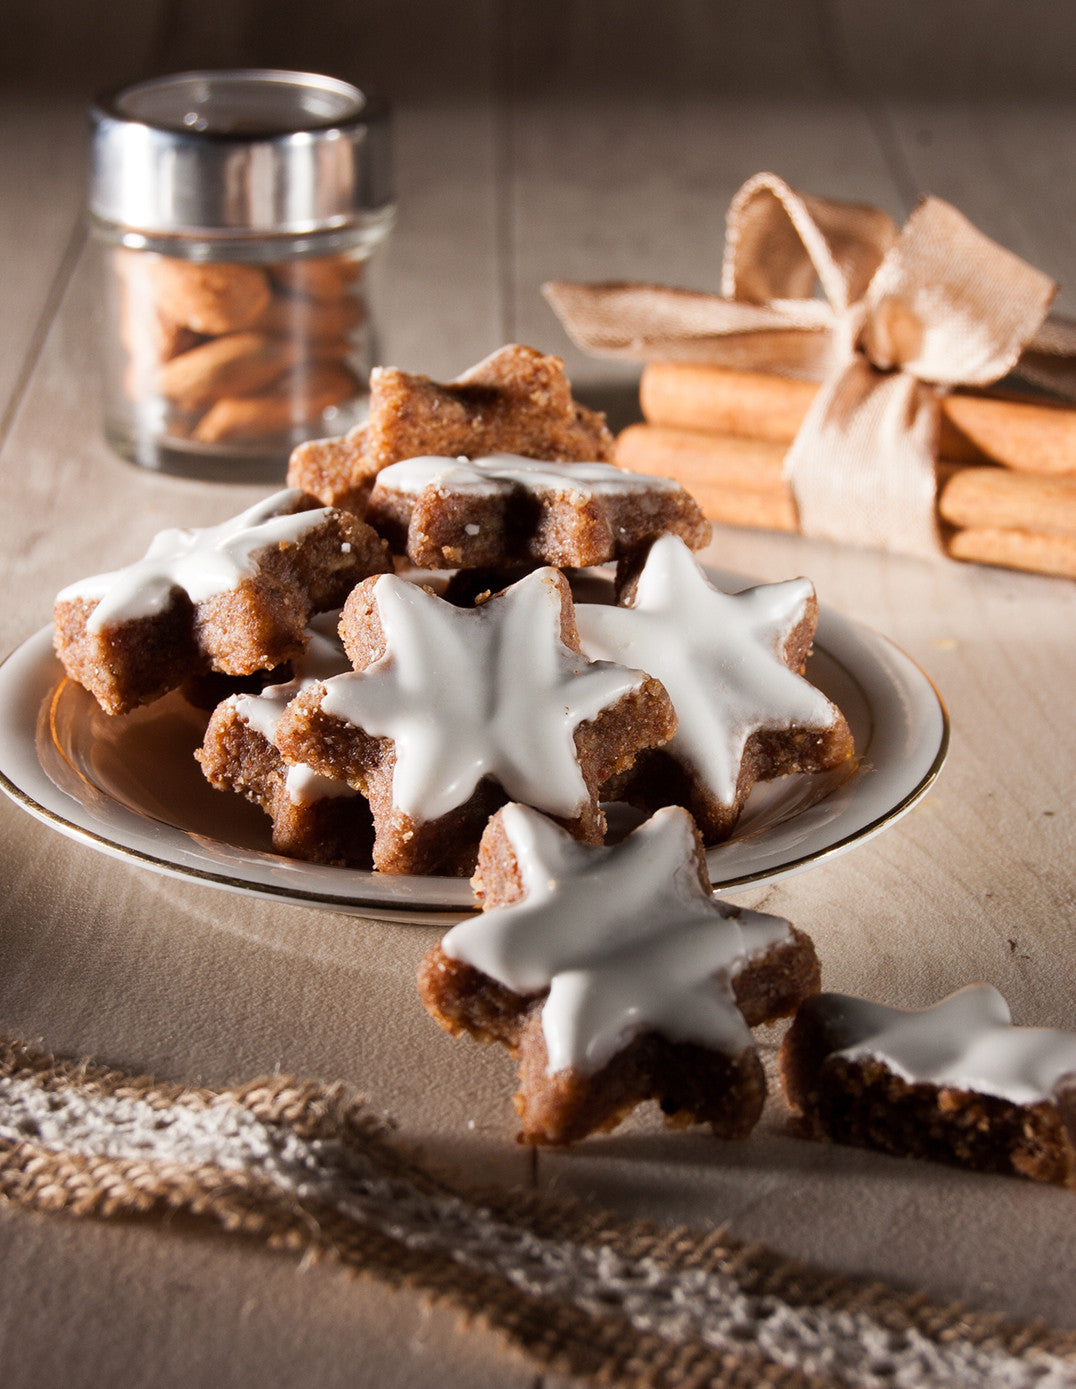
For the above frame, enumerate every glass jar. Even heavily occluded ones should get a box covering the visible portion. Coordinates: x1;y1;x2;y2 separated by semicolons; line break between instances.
88;69;394;481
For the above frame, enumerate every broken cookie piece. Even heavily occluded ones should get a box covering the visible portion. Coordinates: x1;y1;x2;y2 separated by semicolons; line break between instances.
418;802;820;1144
197;611;374;865
780;985;1076;1187
274;567;675;876
364;452;711;569
53;489;392;715
286;343;615;510
575;534;855;842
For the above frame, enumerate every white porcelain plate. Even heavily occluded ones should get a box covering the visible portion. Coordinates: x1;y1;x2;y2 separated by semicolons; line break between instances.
0;570;948;924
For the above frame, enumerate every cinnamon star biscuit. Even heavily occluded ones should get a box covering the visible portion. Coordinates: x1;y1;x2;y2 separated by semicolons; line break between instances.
197;611;374;866
286;343;616;512
780;985;1076;1186
575;533;855;842
53;489;392;715
364;452;712;570
274;567;676;876
418;802;820;1144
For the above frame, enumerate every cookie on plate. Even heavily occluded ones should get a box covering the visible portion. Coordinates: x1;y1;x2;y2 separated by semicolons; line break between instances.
274;567;676;876
286;343;616;512
364;452;711;570
197;611;374;866
575;533;855;842
418;802;820;1144
53;489;391;716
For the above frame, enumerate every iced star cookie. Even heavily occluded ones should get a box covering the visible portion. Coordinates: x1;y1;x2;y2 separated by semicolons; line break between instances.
197;612;374;865
575;534;855;842
780;985;1076;1186
418;802;820;1144
53;489;392;716
274;567;676;876
364;452;711;570
286;343;616;511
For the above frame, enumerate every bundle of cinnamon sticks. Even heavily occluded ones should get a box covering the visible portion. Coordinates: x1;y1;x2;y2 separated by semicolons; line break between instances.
616;363;1076;578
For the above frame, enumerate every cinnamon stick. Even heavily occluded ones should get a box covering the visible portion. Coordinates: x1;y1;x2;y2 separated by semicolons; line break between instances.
947;528;1076;579
616;423;1076;577
937;467;1076;536
640;363;1076;476
618;424;1076;538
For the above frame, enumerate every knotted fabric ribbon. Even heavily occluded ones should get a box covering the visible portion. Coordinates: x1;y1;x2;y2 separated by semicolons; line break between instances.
545;172;1076;559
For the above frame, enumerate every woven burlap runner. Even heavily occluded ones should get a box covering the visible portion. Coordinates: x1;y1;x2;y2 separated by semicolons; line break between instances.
1;1036;1073;1388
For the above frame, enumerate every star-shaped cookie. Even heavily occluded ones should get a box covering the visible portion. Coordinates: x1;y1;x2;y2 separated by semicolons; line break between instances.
418;802;820;1143
780;985;1076;1185
274;568;675;875
286;343;616;512
364;452;711;570
575;534;854;841
53;489;391;715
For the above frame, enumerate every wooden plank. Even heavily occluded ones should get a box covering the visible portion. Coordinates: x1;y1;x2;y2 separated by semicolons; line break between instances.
827;0;1076;98
830;0;1076;313
501;1;908;417
0;9;166;440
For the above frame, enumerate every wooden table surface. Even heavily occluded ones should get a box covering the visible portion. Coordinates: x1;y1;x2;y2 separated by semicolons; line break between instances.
1;4;1074;1386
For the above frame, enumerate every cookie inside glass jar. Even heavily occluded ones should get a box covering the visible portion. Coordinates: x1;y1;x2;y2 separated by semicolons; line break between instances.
88;69;394;480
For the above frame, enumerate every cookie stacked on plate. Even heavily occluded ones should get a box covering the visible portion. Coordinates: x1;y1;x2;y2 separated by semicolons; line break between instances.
51;342;874;1150
54;343;853;878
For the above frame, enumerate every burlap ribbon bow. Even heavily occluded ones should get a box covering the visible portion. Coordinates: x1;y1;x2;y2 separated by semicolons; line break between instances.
545;172;1076;558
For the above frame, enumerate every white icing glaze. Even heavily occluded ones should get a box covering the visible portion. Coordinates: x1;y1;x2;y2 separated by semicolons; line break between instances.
232;611;356;807
319;569;648;822
372;453;678;499
826;984;1076;1106
576;534;838;807
57;489;332;633
442;803;792;1076
282;762;357;807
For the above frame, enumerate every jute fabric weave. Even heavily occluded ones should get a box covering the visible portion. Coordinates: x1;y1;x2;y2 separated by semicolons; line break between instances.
2;1036;1074;1388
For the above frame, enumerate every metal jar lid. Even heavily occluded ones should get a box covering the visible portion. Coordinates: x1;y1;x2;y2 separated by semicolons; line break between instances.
89;69;393;237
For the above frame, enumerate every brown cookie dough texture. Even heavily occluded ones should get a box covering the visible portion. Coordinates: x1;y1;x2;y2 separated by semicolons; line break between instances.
197;613;375;866
418;803;820;1144
364;454;712;570
274;567;676;877
286;343;617;512
287;425;373;516
198;695;375;865
779;987;1076;1187
53;490;392;716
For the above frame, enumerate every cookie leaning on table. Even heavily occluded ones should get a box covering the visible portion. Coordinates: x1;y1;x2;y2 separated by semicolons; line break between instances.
274;566;676;877
780;985;1076;1187
52;488;392;716
418;802;820;1145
